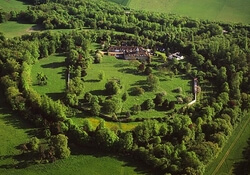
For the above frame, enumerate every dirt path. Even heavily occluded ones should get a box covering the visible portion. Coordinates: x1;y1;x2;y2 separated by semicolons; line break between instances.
211;115;250;175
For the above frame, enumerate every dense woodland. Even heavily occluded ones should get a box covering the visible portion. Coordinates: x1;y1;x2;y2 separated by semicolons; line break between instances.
0;0;250;174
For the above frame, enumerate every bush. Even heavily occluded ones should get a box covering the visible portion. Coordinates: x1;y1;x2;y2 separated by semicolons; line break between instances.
131;86;145;96
144;66;152;75
169;101;175;109
122;91;128;101
131;104;141;115
90;102;101;116
153;93;165;106
173;87;182;93
105;80;120;95
162;99;169;110
84;92;92;103
141;99;155;110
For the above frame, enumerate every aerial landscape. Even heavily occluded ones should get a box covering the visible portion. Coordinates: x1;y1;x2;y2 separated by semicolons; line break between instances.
0;0;249;174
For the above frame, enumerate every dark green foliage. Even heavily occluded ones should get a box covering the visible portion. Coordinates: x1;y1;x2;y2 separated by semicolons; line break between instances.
90;102;101;116
131;104;141;115
131;86;145;96
122;91;128;101
153;93;164;106
144;66;152;75
105;80;120;95
141;99;155;110
103;97;121;114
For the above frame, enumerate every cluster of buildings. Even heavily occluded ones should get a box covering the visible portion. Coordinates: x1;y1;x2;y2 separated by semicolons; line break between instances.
107;46;150;62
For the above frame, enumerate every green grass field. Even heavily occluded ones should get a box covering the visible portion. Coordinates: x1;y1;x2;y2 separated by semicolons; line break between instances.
205;113;250;175
0;22;36;38
31;54;67;100
0;0;28;12
84;55;191;118
110;0;250;24
0;91;148;175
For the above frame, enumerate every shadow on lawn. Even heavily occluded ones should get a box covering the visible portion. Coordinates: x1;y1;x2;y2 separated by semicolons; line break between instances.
41;61;65;69
46;92;65;100
118;68;137;75
232;138;250;175
70;145;158;175
89;89;105;96
0;152;37;170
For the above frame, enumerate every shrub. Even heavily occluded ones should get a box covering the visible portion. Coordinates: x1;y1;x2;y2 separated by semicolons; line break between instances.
153;93;165;106
131;86;145;96
173;87;182;93
141;99;155;110
122;91;128;101
144;66;152;75
131;104;141;115
105;80;120;95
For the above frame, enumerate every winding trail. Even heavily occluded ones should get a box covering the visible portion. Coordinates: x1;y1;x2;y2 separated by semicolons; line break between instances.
211;115;250;175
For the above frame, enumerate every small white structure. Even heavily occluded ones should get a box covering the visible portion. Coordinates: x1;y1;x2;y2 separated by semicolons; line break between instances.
169;52;184;60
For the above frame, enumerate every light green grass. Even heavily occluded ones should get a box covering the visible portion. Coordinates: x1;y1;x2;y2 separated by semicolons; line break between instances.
205;113;250;175
0;21;35;38
0;0;28;12
31;54;66;100
111;0;250;24
84;56;191;118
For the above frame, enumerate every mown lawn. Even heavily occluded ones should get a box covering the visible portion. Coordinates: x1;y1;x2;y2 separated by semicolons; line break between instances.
84;55;191;119
31;54;66;100
0;22;36;38
205;112;250;175
111;0;250;24
0;0;28;12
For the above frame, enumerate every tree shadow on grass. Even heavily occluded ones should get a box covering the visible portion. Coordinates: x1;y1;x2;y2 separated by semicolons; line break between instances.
41;61;66;69
114;63;128;68
118;68;137;75
0;152;38;170
70;145;157;175
57;68;67;80
89;89;105;96
85;79;99;83
233;138;250;175
131;80;147;86
46;92;65;101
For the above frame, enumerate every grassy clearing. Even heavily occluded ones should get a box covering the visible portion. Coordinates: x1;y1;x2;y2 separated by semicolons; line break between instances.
0;0;28;12
0;91;148;175
31;54;66;100
111;0;250;24
205;112;250;175
0;22;36;38
72;116;138;131
84;55;191;118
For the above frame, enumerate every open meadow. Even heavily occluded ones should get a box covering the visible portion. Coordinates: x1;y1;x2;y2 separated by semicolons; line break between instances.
0;0;28;12
83;55;191;118
31;54;67;100
0;22;35;38
109;0;250;23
